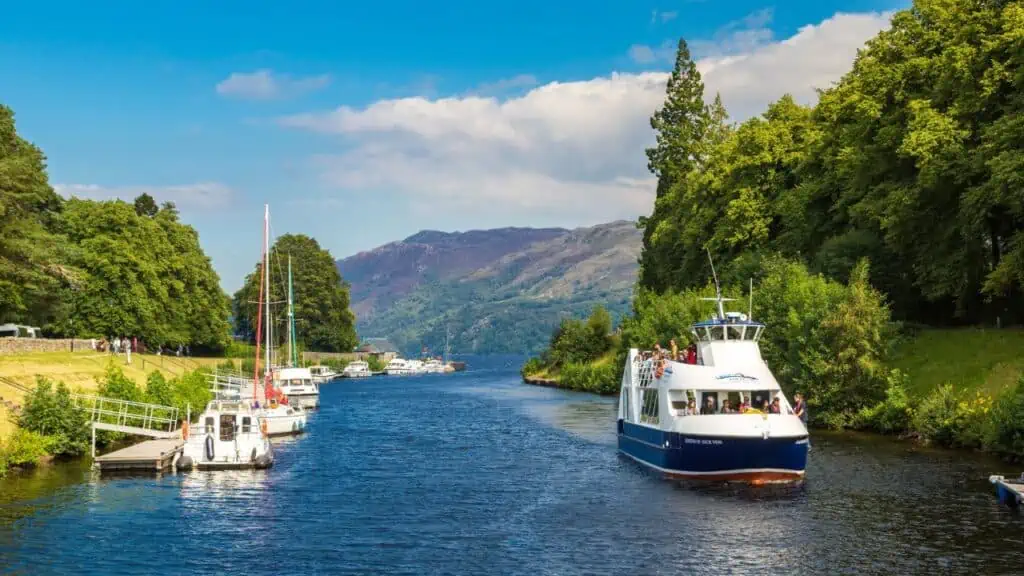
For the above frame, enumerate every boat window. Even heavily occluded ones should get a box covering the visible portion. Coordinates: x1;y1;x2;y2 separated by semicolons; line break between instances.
640;389;659;424
750;390;772;410
696;327;710;341
204;417;215;434
709;326;725;340
219;415;236;441
241;416;252;434
753;327;763;341
742;327;756;341
726;326;743;341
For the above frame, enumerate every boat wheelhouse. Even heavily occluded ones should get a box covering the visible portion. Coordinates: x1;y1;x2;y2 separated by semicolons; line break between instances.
385;358;412;376
181;400;273;470
342;360;372;378
274;366;320;409
308;365;338;384
617;287;809;484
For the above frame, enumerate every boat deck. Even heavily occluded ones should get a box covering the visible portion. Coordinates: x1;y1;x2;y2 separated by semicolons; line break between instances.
95;439;184;473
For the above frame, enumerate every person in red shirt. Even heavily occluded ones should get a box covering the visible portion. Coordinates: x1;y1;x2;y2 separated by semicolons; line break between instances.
686;344;697;365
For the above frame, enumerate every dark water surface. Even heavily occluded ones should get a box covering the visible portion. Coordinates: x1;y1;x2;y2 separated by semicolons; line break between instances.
1;356;1022;575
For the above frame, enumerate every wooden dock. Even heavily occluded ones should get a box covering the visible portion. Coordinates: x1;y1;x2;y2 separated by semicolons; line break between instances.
990;475;1024;507
95;439;184;473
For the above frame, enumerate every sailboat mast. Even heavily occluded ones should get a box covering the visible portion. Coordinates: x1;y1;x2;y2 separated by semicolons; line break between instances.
288;256;296;367
264;205;272;379
252;205;268;399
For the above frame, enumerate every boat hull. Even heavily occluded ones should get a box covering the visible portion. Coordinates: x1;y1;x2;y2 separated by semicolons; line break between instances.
260;414;305;437
285;393;320;410
617;420;808;484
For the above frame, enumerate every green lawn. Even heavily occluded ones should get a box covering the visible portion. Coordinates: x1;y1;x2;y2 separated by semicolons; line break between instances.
889;328;1024;397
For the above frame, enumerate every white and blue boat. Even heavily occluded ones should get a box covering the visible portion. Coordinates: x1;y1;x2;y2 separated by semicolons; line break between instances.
989;474;1023;507
616;277;809;484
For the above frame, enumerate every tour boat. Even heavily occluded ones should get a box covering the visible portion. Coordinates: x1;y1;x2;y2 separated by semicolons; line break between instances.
180;399;273;470
308;365;338;384
616;269;809;484
385;358;413;376
342;360;372;378
274;366;320;409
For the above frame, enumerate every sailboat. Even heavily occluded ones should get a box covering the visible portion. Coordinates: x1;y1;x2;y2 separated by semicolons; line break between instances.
246;205;307;436
272;254;321;409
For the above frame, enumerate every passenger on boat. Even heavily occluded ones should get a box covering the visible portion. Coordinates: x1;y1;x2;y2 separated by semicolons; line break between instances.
686;343;697;365
769;398;781;414
669;339;679;362
793;393;808;424
720;399;735;414
739;396;751;412
686;399;698;415
700;396;717;415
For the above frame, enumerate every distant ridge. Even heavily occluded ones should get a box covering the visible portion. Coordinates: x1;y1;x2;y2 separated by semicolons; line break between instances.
337;220;641;355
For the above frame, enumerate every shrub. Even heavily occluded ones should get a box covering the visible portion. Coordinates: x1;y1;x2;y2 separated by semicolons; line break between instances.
989;376;1024;457
851;371;914;435
559;361;619;395
520;357;545;378
1;429;52;469
18;377;90;458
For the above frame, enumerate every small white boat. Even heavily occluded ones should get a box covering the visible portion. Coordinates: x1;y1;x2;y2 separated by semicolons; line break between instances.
275;366;320;409
342;360;372;378
308;365;338;384
180;400;273;470
407;359;426;374
385;358;413;376
258;399;307;436
421;358;446;373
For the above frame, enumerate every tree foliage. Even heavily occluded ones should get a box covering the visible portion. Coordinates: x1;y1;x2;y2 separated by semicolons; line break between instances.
637;0;1024;326
233;234;358;353
0;104;233;349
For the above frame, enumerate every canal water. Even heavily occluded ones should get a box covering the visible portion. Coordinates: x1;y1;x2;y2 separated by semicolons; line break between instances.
0;356;1022;575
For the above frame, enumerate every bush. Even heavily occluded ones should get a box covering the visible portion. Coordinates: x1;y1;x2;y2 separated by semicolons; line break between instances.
559;361;619;395
851;371;914;435
989;377;1024;457
521;357;545;378
912;384;995;449
0;429;52;469
18;377;90;458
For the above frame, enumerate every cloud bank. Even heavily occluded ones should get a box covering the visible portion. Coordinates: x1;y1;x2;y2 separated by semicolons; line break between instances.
216;69;330;100
279;11;893;224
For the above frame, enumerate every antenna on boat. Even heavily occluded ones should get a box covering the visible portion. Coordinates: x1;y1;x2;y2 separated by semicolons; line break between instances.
748;277;753;321
706;248;725;320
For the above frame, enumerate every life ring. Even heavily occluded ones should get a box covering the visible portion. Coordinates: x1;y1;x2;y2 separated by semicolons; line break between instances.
654;361;665;379
260;419;269;437
182;420;190;441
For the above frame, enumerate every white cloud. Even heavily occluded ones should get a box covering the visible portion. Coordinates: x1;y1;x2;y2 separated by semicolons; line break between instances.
471;74;539;96
651;10;678;24
55;182;234;209
277;11;893;224
215;69;330;100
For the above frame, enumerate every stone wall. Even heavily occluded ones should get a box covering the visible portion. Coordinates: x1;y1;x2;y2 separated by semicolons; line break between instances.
301;351;396;364
0;337;96;355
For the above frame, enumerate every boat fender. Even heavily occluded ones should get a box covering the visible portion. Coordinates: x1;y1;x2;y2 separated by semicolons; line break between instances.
204;434;215;461
182;419;190;441
260;419;269;437
254;453;272;469
178;455;194;470
251;447;257;463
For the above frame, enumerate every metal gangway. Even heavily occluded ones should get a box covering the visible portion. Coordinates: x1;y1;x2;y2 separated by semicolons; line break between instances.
72;394;181;458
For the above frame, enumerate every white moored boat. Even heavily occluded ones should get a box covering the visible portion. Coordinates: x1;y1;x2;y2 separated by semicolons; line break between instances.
257;399;306;436
308;365;338;384
342;360;372;378
421;358;446;373
275;366;320;409
181;399;273;470
385;358;412;376
616;267;809;484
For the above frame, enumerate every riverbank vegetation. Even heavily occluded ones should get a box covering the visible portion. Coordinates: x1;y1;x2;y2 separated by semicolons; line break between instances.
0;362;212;477
524;0;1024;458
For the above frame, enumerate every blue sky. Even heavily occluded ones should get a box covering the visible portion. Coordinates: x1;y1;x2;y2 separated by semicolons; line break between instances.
0;0;903;291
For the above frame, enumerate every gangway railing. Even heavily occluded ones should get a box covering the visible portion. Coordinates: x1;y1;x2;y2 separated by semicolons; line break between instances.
72;393;181;457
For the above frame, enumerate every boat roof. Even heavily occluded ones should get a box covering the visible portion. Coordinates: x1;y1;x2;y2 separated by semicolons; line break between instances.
276;367;312;379
692;318;765;328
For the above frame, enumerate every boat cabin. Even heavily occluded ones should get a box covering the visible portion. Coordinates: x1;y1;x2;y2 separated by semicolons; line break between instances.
198;401;259;441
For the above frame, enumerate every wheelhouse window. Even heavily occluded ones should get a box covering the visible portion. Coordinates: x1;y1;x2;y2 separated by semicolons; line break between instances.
640;389;659;424
219;414;236;441
204;417;215;434
709;326;725;340
241;416;252;434
726;326;743;341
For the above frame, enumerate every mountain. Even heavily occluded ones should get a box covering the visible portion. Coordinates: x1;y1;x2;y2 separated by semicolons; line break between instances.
337;221;642;356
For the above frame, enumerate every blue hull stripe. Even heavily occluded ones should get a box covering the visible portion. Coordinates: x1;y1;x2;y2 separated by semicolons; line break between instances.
618;420;808;476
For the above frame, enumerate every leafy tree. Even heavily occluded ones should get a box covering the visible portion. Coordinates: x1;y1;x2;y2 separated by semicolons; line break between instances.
233;234;358;353
133;193;158;217
0;105;69;325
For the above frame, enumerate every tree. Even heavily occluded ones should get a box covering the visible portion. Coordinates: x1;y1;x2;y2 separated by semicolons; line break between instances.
133;193;158;217
638;39;717;293
233;234;358;353
0;104;68;325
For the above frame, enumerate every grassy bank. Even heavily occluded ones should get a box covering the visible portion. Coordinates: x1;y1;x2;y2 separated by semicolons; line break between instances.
521;351;620;395
889;329;1024;398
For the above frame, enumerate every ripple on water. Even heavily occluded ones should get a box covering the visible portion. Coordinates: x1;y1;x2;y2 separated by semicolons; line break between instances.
0;365;1022;575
